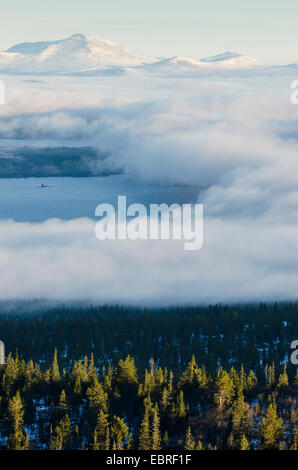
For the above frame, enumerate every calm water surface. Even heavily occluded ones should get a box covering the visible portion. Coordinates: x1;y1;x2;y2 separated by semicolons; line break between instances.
0;176;200;222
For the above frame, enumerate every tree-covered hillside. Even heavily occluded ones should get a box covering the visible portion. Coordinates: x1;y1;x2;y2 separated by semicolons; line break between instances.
0;351;296;450
0;302;296;373
0;303;296;450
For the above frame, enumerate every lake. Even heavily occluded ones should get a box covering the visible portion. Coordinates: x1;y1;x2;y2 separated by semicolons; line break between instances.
0;176;200;222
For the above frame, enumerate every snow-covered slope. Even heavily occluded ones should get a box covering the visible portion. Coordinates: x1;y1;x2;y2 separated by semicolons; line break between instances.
140;56;208;74
0;35;276;76
138;52;265;77
201;51;264;68
0;34;157;73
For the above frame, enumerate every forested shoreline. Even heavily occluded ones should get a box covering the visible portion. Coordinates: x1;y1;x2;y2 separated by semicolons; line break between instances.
0;303;297;450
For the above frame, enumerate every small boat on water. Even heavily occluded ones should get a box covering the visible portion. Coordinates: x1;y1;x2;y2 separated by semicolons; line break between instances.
37;183;54;188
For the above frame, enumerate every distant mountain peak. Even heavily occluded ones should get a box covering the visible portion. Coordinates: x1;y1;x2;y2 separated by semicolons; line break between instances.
201;51;241;62
201;51;263;67
2;34;157;73
69;33;86;40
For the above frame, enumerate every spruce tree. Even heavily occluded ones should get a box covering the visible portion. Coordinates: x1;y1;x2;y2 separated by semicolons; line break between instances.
49;415;72;451
151;405;161;450
93;409;109;450
7;391;29;450
246;370;258;390
261;401;283;449
51;348;60;383
277;364;288;389
139;406;151;450
196;440;204;450
176;390;186;418
2;354;20;398
111;416;129;450
87;378;108;419
163;431;169;449
240;434;250;450
230;391;250;448
185;426;195;450
58;389;69;415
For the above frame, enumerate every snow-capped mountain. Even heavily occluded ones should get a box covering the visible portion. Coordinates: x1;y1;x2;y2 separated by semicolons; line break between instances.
0;34;276;76
0;34;157;73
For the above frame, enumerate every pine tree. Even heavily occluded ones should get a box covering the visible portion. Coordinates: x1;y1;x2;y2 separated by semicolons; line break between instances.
265;362;275;388
240;434;250;450
111;416;129;450
116;356;139;385
163;431;169;449
105;425;110;450
197;365;208;389
168;371;173;396
151;405;161;450
161;386;170;412
196;440;204;450
49;415;72;451
139;405;151;450
103;364;113;392
127;432;133;449
230;391;250;448
87;378;108;419
239;364;246;391
59;414;72;448
88;353;98;382
246;370;258;390
49;426;63;450
261;401;283;449
51;348;60;383
277;363;288;389
144;368;154;395
179;355;197;388
58;389;69;414
176;390;186;418
93;409;110;450
185;426;195;450
214;369;235;410
2;353;20;398
70;359;87;394
7;391;29;450
74;376;82;396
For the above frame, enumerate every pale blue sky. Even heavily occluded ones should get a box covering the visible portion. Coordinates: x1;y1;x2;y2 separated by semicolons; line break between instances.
0;0;297;63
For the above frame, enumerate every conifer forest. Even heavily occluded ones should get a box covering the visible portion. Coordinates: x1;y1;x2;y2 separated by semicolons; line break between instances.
0;303;297;450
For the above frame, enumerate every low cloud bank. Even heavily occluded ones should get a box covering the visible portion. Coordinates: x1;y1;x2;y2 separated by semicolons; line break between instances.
0;216;297;304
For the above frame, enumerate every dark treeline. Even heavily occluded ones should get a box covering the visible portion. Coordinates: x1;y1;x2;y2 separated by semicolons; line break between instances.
0;302;296;450
0;146;121;177
0;302;297;375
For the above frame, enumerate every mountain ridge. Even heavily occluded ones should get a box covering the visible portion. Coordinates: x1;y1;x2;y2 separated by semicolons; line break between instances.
0;34;281;76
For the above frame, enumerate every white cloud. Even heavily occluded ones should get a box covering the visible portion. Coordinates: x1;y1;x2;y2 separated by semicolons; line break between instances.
0;216;298;303
1;73;298;302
